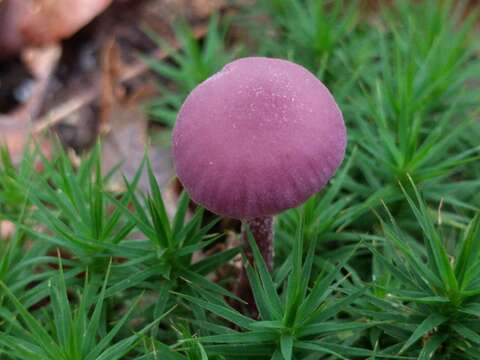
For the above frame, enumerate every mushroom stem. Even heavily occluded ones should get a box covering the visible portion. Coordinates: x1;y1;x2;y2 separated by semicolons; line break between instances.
243;216;274;270
235;216;274;313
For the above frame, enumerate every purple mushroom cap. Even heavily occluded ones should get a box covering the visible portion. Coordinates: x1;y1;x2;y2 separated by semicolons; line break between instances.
172;57;346;219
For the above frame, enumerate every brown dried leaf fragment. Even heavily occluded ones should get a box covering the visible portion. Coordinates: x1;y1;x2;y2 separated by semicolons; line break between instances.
0;0;112;58
99;38;173;192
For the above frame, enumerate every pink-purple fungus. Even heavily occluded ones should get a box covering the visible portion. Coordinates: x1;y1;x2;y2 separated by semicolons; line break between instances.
172;57;346;282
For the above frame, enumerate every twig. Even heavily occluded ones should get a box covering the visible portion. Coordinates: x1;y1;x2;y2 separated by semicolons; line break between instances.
33;89;97;134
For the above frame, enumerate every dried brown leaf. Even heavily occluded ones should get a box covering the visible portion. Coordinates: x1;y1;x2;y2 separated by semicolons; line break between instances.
0;0;112;58
99;38;173;192
0;220;15;240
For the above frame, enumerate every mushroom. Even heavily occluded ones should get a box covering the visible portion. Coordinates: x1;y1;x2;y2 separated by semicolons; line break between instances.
172;57;346;287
